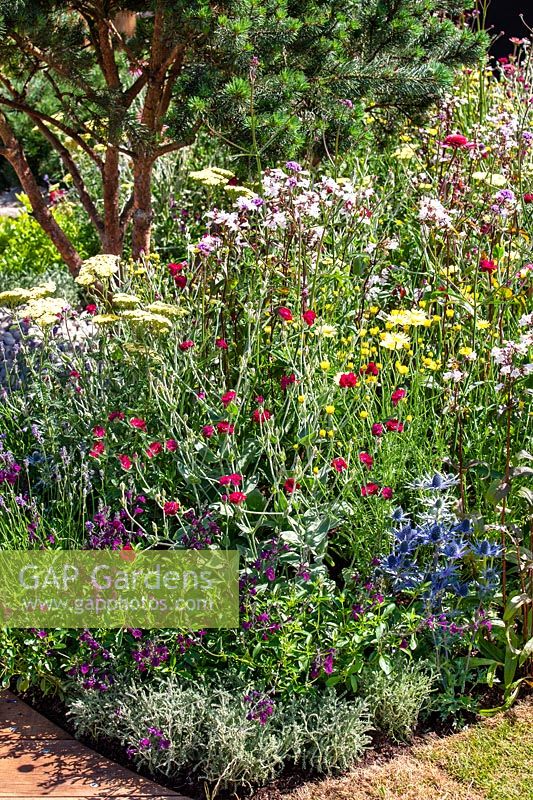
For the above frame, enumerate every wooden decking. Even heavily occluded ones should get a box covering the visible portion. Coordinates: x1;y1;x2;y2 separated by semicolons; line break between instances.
0;691;183;800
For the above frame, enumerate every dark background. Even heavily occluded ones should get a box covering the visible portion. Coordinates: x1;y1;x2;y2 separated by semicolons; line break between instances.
483;1;532;59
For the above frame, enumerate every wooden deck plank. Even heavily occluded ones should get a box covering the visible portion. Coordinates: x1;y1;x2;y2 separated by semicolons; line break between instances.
0;691;184;800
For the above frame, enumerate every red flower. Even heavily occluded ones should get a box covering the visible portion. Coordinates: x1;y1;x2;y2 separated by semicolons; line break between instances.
280;373;296;392
221;390;237;408
371;423;384;437
359;452;373;469
92;425;106;439
479;258;497;273
174;274;187;289
278;307;293;322
219;473;242;487
165;439;178;451
338;372;358;388
108;410;125;422
130;417;147;432
168;261;186;276
215;338;228;349
523;193;533;203
228;491;247;504
117;454;133;470
381;486;393;500
331;457;348;472
252;408;272;424
202;424;215;438
385;419;404;432
89;441;105;458
146;441;163;458
443;133;469;148
217;421;235;434
302;309;317;326
85;303;98;315
179;340;194;351
391;388;406;406
283;478;300;494
69;369;81;378
361;362;379;376
163;500;180;515
361;482;379;497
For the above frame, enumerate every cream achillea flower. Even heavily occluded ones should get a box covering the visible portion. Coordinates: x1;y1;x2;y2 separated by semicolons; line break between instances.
92;314;120;325
120;309;172;334
379;331;410;350
75;254;120;287
112;293;141;309
146;301;187;318
189;166;234;186
17;296;70;327
0;281;56;307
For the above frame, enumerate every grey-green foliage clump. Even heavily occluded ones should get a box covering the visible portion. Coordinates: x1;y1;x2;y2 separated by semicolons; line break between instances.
68;677;371;789
362;661;435;742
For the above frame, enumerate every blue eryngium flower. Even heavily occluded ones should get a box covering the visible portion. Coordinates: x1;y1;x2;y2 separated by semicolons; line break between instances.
472;539;502;558
409;472;459;491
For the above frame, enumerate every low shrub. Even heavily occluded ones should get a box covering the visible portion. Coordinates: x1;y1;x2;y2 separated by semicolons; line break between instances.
362;661;435;741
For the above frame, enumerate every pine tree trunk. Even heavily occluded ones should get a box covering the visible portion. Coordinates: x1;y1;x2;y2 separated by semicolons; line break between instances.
131;157;153;259
101;146;122;255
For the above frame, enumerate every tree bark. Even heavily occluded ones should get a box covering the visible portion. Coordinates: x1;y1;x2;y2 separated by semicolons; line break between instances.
0;113;83;277
101;146;123;255
131;156;153;259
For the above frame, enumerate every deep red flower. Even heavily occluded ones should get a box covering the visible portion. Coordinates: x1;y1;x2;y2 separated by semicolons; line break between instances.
278;306;293;322
361;482;379;497
385;419;404;432
221;390;237;408
165;439;178;451
280;373;296;392
480;258;497;273
302;309;317;326
228;491;247;504
252;408;272;424
523;193;533;203
108;410;125;422
217;421;235;434
202;424;215;438
215;338;229;349
69;369;81;378
129;417;147;432
331;457;348;472
443;133;469;148
283;478;301;494
391;388;406;406
179;340;194;351
174;274;187;289
167;261;186;276
359;452;373;469
92;426;106;439
381;486;393;499
219;473;242;487
361;361;379;376
85;304;98;315
371;422;384;437
338;372;358;388
146;441;163;458
89;441;105;458
117;454;133;470
163;500;180;515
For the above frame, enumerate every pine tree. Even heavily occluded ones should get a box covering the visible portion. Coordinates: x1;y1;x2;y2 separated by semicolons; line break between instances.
0;1;486;275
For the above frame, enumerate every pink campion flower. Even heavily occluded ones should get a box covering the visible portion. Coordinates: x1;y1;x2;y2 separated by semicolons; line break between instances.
167;261;186;276
278;306;293;322
255;395;264;404
202;424;215;438
280;373;296;392
443;133;469;148
391;388;406;406
163;501;180;515
146;442;163;458
179;340;194;351
108;410;125;422
89;441;105;458
217;421;235;434
221;390;237;408
228;491;247;504
371;422;384;437
381;486;393;500
117;454;133;471
69;369;81;378
386;419;404;432
252;408;272;424
130;417;147;432
480;258;497;273
165;439;178;451
361;482;379;497
331;457;348;472
284;478;300;494
85;303;98;315
92;426;106;439
302;309;317;326
338;372;358;388
361;361;379;376
215;338;229;349
359;452;373;469
219;473;242;487
523;193;533;203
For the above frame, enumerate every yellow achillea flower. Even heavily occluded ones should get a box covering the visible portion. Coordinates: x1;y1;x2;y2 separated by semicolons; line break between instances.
120;309;172;333
146;301;187;318
75;254;120;287
92;314;120;325
112;293;141;309
189;166;234;186
19;297;70;327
